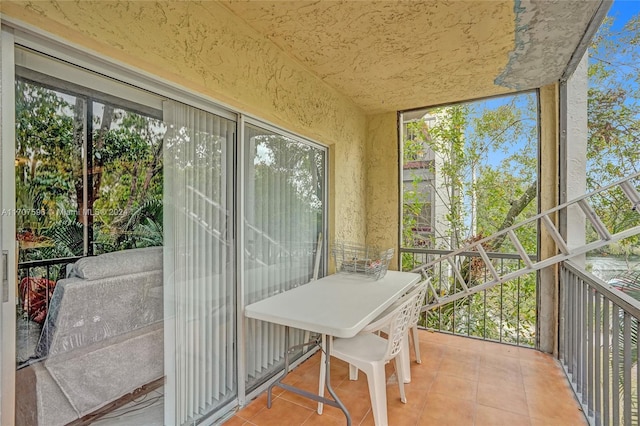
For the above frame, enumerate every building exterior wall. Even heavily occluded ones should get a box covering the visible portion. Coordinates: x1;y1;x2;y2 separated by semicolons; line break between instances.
1;0;369;245
401;163;434;245
400;112;453;251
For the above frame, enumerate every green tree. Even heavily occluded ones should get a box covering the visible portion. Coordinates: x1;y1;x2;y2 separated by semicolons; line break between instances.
15;80;78;233
15;79;164;260
402;92;539;346
588;15;640;261
587;13;640;425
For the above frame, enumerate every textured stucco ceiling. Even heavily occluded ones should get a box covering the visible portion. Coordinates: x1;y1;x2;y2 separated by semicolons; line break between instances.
221;0;605;114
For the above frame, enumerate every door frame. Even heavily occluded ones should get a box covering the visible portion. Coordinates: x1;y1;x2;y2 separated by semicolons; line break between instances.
0;20;329;424
0;27;17;426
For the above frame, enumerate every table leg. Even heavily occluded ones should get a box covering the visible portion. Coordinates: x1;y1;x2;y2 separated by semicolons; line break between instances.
323;335;352;425
266;328;352;425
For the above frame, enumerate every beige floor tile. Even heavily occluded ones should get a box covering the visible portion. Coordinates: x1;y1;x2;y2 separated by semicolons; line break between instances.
418;392;476;425
475;404;531;426
247;398;313;426
230;331;587;426
477;381;528;416
236;394;271;421
319;387;374;424
428;373;478;402
220;415;252;426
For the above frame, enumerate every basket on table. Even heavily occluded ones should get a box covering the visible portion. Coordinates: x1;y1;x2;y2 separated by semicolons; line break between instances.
331;241;394;280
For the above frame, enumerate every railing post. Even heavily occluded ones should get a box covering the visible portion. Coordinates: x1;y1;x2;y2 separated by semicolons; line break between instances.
595;291;602;426
604;300;610;425
587;281;594;416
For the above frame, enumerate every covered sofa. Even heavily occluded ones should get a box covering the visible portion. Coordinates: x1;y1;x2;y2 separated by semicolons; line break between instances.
15;247;164;426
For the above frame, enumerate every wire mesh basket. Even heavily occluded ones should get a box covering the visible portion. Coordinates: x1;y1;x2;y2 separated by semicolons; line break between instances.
331;242;394;280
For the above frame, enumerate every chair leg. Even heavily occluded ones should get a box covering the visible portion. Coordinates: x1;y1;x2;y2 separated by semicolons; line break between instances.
401;333;411;383
365;364;389;426
394;357;407;404
349;363;359;381
411;325;421;364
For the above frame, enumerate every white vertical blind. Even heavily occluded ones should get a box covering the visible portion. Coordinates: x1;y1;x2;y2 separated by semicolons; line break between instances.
163;101;236;425
243;123;325;389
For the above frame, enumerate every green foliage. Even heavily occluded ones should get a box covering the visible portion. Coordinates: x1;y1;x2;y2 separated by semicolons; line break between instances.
426;106;469;247
587;14;640;256
119;198;164;250
15;81;79;228
41;216;85;258
15;79;164;262
401;92;539;346
402;94;538;253
403;125;428;162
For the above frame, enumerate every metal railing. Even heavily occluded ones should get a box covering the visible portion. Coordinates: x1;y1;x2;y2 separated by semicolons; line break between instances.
560;260;640;426
18;256;81;282
17;256;81;322
401;247;538;347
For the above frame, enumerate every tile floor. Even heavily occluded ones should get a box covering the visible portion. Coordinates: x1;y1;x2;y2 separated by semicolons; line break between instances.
226;331;587;426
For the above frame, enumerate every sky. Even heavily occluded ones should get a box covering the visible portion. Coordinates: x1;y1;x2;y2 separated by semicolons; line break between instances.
401;1;640;242
465;0;639;169
406;0;639;172
609;0;640;30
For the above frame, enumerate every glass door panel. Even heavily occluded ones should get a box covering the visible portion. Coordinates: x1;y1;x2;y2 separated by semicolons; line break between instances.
243;122;325;390
14;48;167;426
163;101;236;424
90;102;164;254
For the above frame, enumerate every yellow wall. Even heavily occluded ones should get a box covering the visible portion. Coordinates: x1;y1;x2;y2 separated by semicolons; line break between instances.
365;112;400;270
2;0;369;245
538;84;560;354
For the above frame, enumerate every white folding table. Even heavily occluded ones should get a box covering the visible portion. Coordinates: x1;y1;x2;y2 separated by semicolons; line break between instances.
244;270;421;425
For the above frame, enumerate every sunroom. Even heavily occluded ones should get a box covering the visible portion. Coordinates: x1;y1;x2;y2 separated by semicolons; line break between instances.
0;1;633;425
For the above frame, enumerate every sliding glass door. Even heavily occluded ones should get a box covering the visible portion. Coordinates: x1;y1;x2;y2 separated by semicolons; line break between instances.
163;101;236;424
242;121;326;390
3;34;327;425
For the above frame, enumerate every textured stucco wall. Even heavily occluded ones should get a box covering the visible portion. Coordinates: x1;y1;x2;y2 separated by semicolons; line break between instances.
223;0;516;113
539;83;560;355
496;0;601;90
365;112;400;271
564;53;588;259
2;0;368;245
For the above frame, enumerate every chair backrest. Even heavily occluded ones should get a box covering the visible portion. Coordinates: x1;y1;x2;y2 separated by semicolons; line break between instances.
381;288;421;361
410;278;431;325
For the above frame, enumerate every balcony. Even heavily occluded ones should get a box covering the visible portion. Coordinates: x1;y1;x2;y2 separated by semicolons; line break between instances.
219;256;640;426
226;331;586;426
0;2;620;424
18;248;638;425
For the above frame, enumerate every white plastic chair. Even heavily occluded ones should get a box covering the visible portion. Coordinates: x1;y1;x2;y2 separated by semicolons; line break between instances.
352;279;430;383
405;278;430;365
317;290;418;426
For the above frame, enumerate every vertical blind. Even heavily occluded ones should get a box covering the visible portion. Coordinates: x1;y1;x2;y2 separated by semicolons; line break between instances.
243;123;325;389
163;101;236;425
